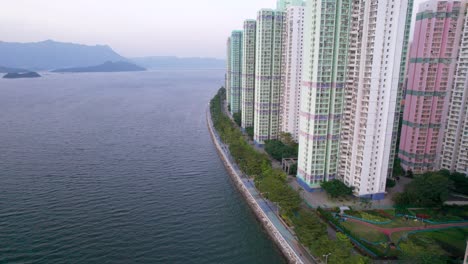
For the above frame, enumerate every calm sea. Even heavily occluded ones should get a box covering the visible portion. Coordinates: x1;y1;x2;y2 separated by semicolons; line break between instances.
0;70;285;264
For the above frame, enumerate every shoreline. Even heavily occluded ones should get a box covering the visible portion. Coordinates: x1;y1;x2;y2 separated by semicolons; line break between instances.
206;105;308;264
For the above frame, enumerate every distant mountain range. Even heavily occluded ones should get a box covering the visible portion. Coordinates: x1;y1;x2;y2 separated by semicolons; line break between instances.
3;72;41;79
0;40;225;72
0;66;29;73
0;40;126;70
131;56;225;70
53;61;146;73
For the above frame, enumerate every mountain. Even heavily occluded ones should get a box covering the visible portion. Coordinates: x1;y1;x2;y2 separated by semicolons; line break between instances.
3;72;41;79
131;56;225;70
0;40;126;70
52;61;146;73
0;66;29;73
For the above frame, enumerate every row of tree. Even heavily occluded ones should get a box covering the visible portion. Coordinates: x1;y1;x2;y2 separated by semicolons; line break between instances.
210;88;369;263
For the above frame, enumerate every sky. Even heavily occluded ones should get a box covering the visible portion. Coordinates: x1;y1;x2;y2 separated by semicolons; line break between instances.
1;0;426;59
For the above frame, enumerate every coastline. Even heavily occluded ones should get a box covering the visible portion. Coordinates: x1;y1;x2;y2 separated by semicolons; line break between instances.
206;105;309;264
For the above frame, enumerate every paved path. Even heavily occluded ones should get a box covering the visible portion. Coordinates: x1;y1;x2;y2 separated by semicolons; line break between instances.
347;217;468;237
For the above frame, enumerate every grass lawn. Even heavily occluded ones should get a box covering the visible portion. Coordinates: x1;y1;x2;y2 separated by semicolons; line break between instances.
408;227;468;257
344;210;392;223
341;221;387;242
378;217;428;228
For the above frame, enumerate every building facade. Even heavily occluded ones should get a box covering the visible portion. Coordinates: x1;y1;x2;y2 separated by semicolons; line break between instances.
441;2;468;174
241;20;257;129
399;0;466;173
296;0;352;190
253;9;286;145
230;30;243;114
226;37;231;106
339;0;412;199
280;4;305;142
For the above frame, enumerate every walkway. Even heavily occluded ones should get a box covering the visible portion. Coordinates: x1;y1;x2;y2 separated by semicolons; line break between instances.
347;217;468;237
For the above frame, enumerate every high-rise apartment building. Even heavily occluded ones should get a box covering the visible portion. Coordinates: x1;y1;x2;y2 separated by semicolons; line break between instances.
399;0;466;173
253;9;286;145
230;31;243;114
226;37;231;106
276;0;304;11
389;0;414;178
241;20;257;129
280;4;305;142
339;0;412;199
296;0;352;190
441;2;468;174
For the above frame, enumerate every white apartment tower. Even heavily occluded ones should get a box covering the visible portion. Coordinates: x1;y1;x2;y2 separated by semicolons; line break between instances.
253;9;286;145
338;0;412;199
441;3;468;175
241;20;257;129
280;4;305;142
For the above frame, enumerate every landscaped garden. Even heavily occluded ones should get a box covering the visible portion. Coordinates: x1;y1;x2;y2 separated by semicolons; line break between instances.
321;206;468;263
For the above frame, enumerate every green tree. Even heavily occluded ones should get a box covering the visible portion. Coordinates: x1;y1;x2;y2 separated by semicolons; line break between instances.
393;158;404;177
394;172;454;207
233;112;241;127
264;140;298;161
321;180;354;198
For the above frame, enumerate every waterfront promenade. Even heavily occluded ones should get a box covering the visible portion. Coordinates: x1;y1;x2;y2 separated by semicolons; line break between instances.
206;105;316;264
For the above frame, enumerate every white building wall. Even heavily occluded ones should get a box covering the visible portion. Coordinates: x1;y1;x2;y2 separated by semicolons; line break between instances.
340;0;410;198
280;6;305;142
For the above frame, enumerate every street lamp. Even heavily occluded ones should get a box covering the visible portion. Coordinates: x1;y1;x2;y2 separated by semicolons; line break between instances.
323;253;331;264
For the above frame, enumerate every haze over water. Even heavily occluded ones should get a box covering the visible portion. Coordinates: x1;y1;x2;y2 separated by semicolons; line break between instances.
0;70;285;264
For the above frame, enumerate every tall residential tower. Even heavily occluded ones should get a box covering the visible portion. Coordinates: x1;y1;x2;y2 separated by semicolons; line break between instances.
280;3;305;141
229;30;243;114
226;37;231;106
339;0;412;199
241;20;257;129
441;1;468;174
253;9;286;145
297;0;352;190
399;0;466;173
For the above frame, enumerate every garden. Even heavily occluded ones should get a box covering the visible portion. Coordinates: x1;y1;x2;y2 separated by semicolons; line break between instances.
320;206;468;263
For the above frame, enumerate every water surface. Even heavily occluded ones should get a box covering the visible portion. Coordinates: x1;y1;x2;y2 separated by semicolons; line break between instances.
0;70;285;264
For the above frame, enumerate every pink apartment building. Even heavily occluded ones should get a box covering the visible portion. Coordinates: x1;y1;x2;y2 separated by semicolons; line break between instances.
399;0;466;173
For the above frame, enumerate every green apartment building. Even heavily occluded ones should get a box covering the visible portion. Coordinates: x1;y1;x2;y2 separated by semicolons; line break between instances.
230;30;243;114
297;0;351;189
253;9;286;145
241;20;256;129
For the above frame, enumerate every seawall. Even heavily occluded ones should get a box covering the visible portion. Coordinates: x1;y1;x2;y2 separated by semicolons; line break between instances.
206;106;305;264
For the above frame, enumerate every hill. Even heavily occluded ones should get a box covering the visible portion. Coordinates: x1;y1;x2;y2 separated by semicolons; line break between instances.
0;40;126;70
131;56;225;70
52;61;146;73
0;66;29;73
3;72;41;79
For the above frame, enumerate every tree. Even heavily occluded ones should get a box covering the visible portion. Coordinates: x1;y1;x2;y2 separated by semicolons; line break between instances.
320;180;354;198
233;112;241;127
279;132;295;146
394;172;454;207
393;158;404;177
245;127;254;139
386;178;396;188
264;140;298;161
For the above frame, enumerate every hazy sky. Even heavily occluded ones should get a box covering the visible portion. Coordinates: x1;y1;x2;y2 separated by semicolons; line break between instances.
1;0;426;59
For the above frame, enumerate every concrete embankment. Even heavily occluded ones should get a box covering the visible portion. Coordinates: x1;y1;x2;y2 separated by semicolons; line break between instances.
206;107;306;264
